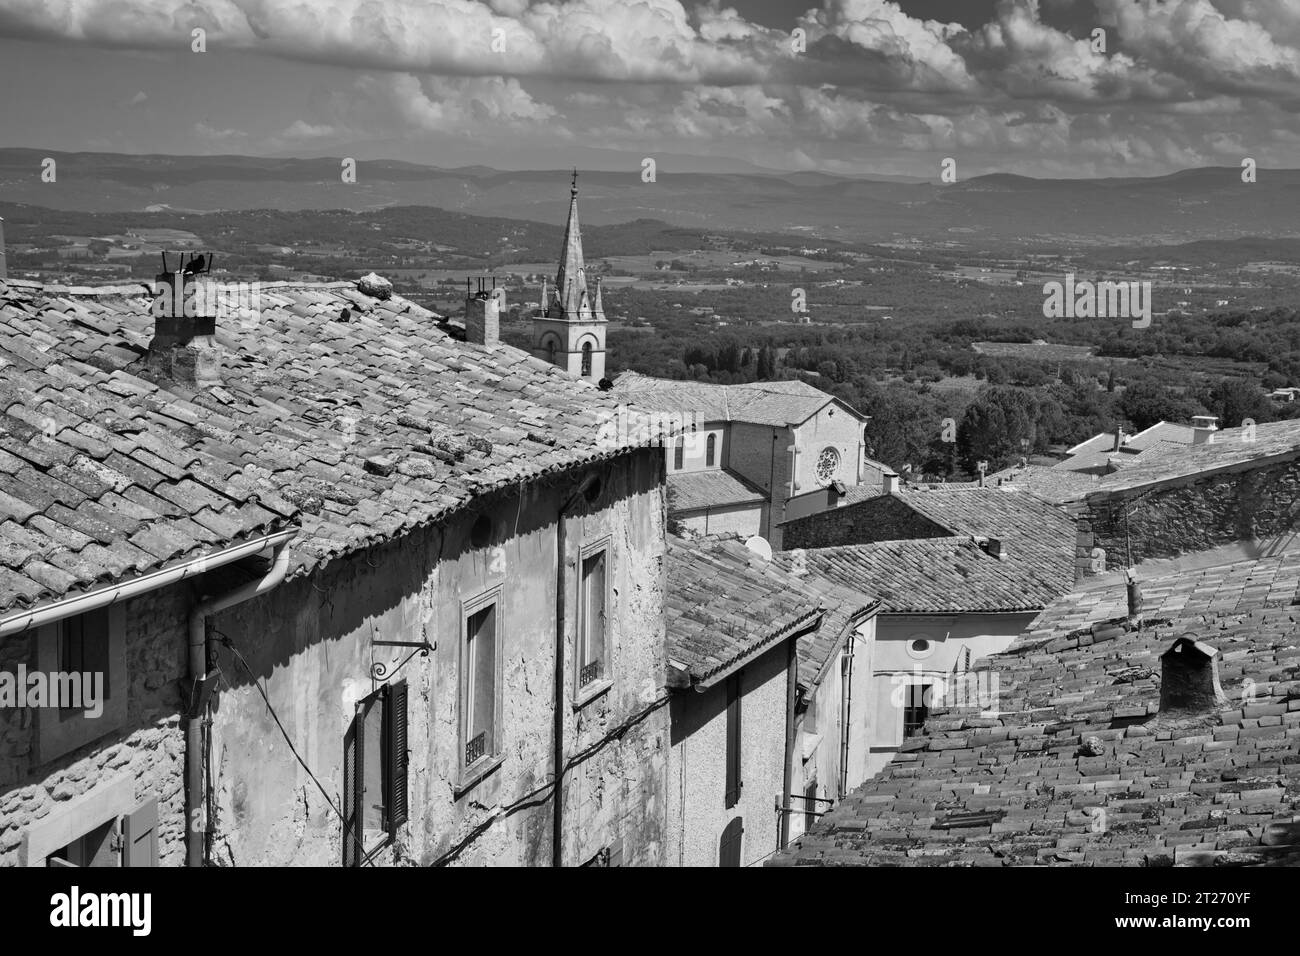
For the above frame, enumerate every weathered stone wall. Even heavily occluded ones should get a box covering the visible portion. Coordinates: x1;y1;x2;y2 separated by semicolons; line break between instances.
782;494;949;551
1076;457;1300;575
0;585;188;866
208;447;669;867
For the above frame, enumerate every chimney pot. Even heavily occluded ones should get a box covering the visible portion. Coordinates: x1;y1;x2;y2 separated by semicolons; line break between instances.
1159;636;1228;714
882;471;899;495
465;275;501;347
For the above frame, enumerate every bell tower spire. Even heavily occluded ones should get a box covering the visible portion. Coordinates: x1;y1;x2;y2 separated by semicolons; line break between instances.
532;171;607;382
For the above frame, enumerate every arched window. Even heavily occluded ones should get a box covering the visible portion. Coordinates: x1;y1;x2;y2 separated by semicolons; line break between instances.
542;336;558;365
673;436;684;471
706;433;716;467
581;341;593;377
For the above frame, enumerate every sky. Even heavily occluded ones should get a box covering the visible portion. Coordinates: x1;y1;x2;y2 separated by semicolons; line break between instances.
0;0;1298;178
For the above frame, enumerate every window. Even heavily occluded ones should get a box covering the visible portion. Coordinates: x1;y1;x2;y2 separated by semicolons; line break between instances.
58;613;110;721
581;341;593;376
673;436;684;471
459;588;504;786
34;605;127;765
906;633;936;660
577;544;609;691
706;433;716;467
719;816;744;867
815;446;841;484
43;798;158;868
804;779;819;834
725;672;743;808
343;681;409;867
903;684;930;739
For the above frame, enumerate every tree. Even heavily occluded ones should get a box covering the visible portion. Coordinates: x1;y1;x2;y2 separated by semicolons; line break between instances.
1205;378;1275;428
956;386;1047;474
1118;379;1199;432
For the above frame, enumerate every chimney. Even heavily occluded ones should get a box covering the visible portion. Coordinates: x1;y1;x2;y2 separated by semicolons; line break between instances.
465;275;501;347
1125;567;1143;621
1112;426;1124;452
976;536;1006;560
1192;415;1218;445
0;215;7;280
882;471;899;495
1158;637;1227;714
147;251;220;387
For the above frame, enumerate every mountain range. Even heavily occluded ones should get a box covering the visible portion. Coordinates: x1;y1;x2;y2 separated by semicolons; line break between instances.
1;149;1298;245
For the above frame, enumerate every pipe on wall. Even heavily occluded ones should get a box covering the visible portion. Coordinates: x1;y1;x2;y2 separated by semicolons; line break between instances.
779;636;798;852
186;531;297;867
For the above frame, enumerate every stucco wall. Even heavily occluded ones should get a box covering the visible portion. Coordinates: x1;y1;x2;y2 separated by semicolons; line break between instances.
865;612;1034;776
207;448;668;867
0;585;188;866
790;616;875;842
675;502;765;538
666;641;790;867
1074;456;1300;576
664;421;728;475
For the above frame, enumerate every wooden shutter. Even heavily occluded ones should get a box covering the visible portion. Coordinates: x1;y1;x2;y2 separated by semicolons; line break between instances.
122;799;158;867
725;672;743;808
387;681;409;836
343;703;364;867
719;816;744;867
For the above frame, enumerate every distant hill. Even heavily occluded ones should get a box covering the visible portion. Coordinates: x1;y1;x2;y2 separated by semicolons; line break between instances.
1;149;1297;243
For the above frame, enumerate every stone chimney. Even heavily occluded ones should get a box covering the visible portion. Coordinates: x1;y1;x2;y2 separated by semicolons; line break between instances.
0;215;7;280
1112;426;1124;452
1192;415;1219;445
1125;568;1143;621
882;471;900;495
465;275;501;347
1159;637;1227;714
146;251;220;387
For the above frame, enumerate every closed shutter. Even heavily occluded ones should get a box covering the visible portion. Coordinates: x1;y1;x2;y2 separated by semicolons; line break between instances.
343;703;364;868
122;799;158;867
387;681;409;836
724;672;742;808
719;816;744;867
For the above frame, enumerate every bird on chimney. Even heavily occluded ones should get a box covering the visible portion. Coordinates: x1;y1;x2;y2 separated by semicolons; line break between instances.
183;254;207;275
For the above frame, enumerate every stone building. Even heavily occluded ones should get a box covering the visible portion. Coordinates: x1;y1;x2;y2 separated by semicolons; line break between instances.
614;373;886;548
774;424;1300;867
663;534;877;865
0;265;672;867
780;485;1077;774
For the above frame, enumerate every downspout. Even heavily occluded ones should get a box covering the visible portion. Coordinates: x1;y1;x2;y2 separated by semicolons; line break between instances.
779;636;797;851
839;629;855;797
186;531;297;867
553;472;599;868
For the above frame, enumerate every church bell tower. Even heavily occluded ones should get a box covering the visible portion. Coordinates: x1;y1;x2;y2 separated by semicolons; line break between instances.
532;171;606;382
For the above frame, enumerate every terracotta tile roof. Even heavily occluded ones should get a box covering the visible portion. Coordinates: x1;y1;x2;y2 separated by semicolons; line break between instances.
979;464;1103;504
667;469;766;512
797;536;1071;614
0;278;656;615
615;371;860;427
666;534;877;689
774;549;1300;867
895;485;1076;566
1088;420;1300;496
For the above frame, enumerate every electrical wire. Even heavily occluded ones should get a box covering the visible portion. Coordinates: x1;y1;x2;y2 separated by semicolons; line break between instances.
212;627;376;866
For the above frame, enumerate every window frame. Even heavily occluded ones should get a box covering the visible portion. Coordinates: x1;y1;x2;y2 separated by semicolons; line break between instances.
902;683;930;739
34;604;128;766
574;536;614;706
672;435;685;471
458;585;505;790
705;433;717;467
